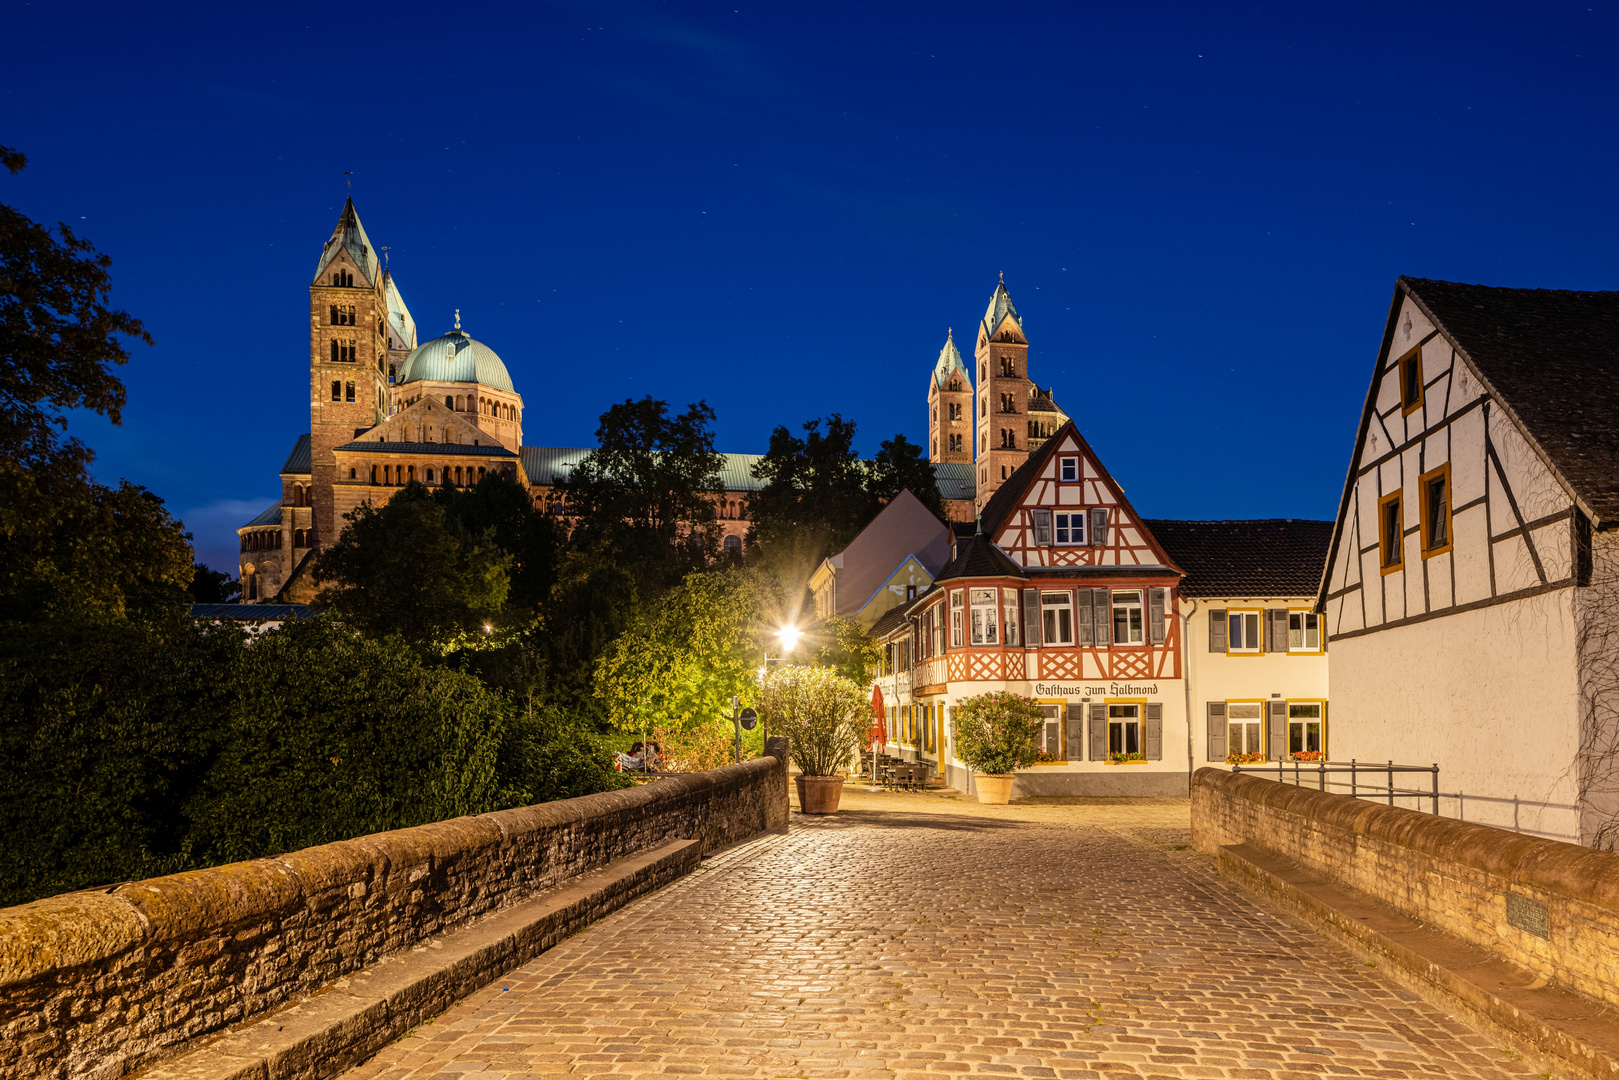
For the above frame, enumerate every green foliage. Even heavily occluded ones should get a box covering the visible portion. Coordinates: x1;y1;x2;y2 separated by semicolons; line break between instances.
188;562;240;603
950;691;1045;775
561;396;725;593
802;616;880;685
594;566;784;736
498;702;632;804
539;561;643;723
746;416;945;566
314;484;511;646
757;665;866;776
431;472;558;616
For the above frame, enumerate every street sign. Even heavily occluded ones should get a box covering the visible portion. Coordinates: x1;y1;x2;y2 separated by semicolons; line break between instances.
739;708;758;730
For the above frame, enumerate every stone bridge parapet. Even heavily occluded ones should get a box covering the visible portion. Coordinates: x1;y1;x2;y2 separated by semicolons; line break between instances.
0;741;789;1080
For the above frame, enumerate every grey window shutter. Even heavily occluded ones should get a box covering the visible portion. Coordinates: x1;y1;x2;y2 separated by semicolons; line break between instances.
1076;589;1093;646
1093;589;1112;646
1268;700;1288;761
1065;704;1084;760
1207;702;1227;761
1089;703;1108;760
1022;589;1041;646
1148;588;1167;645
1209;609;1228;652
1032;508;1052;546
1266;608;1288;653
1145;703;1163;760
1089;507;1108;546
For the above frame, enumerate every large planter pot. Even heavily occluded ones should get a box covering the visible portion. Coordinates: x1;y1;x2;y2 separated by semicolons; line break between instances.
974;773;1015;805
796;775;845;814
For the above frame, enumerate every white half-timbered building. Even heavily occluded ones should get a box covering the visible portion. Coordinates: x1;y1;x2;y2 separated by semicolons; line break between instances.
1319;277;1619;848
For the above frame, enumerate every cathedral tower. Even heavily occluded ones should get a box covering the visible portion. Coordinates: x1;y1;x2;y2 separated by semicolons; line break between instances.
928;329;973;465
309;198;390;545
974;277;1031;510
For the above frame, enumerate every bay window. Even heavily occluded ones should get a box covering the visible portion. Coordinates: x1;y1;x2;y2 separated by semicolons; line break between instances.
969;588;998;645
950;590;964;647
1002;588;1019;647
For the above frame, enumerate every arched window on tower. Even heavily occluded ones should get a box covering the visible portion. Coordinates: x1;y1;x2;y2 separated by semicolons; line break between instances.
426;468;434;483
331;381;341;401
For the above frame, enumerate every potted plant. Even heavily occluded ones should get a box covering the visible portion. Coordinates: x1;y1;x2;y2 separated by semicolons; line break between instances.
950;691;1044;804
758;665;867;814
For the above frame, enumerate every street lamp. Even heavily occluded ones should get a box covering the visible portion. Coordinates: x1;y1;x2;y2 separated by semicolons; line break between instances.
776;624;801;653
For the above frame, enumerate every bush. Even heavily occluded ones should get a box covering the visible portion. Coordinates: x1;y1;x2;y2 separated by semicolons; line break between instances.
950;691;1044;775
757;665;866;776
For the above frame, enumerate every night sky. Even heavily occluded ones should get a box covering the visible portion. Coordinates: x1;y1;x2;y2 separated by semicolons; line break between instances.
6;1;1617;573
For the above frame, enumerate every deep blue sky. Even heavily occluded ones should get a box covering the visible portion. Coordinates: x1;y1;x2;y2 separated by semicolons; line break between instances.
7;1;1617;572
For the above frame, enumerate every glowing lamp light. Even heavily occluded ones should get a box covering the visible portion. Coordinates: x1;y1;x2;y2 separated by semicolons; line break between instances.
776;625;801;653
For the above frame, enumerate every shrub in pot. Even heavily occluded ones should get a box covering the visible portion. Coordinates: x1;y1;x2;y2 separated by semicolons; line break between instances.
950;691;1044;804
758;665;866;814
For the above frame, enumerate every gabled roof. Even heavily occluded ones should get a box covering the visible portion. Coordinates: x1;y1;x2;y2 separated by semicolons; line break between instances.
280;433;311;475
981;278;1024;340
1397;277;1619;526
383;269;417;351
241;502;282;529
1146;519;1332;598
313;197;381;287
932;329;970;388
935;533;1025;582
1028;385;1066;416
820;489;951;618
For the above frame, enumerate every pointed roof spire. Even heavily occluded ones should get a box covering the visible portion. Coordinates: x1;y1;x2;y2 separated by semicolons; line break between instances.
932;328;970;387
981;276;1024;339
313;196;381;287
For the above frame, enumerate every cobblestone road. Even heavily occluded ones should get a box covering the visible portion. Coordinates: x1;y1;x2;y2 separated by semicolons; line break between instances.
343;788;1536;1080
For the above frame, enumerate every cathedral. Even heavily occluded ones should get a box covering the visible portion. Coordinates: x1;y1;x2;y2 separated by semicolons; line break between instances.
237;201;1064;601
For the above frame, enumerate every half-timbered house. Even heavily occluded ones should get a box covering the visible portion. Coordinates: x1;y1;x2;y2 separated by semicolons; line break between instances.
1319;277;1619;848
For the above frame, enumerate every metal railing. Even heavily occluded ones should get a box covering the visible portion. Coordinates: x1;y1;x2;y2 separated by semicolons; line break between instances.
1231;759;1581;843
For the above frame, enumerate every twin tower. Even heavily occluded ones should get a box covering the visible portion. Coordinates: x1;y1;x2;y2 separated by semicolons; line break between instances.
927;278;1069;512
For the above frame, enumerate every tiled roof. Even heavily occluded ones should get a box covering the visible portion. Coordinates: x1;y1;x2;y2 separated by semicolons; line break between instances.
1401;277;1619;525
977;430;1065;537
280;433;311;475
1029;385;1066;416
1144;519;1332;598
868;596;919;638
241;503;282;529
1024;565;1181;581
191;603;314;621
935;534;1026;582
334;440;517;457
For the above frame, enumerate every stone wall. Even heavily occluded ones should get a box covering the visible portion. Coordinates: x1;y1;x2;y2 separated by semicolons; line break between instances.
0;745;788;1080
1192;767;1619;1008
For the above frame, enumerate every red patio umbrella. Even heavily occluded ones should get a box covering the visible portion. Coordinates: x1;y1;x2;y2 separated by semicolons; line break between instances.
870;684;887;746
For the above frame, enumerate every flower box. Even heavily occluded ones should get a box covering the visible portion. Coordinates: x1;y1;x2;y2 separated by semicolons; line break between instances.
1226;752;1266;765
1107;752;1147;764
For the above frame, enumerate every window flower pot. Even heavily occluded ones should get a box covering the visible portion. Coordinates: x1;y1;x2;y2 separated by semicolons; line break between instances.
974;773;1015;804
796;775;845;814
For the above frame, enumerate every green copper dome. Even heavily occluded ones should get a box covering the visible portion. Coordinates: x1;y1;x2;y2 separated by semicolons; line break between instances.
397;329;515;394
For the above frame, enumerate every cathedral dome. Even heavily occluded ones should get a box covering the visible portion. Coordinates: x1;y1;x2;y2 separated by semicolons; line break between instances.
397;328;515;394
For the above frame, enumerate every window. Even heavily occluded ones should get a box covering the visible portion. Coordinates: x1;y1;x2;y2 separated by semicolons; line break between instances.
1041;591;1073;645
1227;610;1261;652
345;381;355;402
331;380;341;401
1288;703;1324;760
1398;345;1423;414
1003;588;1019;647
1379;491;1404;572
1112;590;1144;644
949;434;962;452
348;467;356;479
1108;704;1141;757
999;356;1016;377
445;396;454;408
950;589;964;647
969;588;998;645
1054;512;1084;545
1227;703;1264;760
1420;463;1452;556
1000;428;1016;449
999;392;1016;413
1031;508;1052;546
426;468;435;483
1060;457;1078;482
1038;704;1062;758
330;304;356;326
948;402;962;420
1288;611;1321;652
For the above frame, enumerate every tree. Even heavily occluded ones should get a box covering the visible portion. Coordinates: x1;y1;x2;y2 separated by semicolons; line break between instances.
0;148;150;492
562;396;726;590
802;616;881;686
188;563;241;604
314;484;511;646
594;566;785;738
757;665;867;777
871;433;946;521
431;471;558;616
746;414;879;562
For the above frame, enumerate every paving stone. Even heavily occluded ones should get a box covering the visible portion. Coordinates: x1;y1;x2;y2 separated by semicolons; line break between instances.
338;790;1539;1080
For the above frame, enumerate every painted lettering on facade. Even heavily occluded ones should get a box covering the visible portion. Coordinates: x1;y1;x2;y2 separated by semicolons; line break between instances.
1034;682;1162;698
